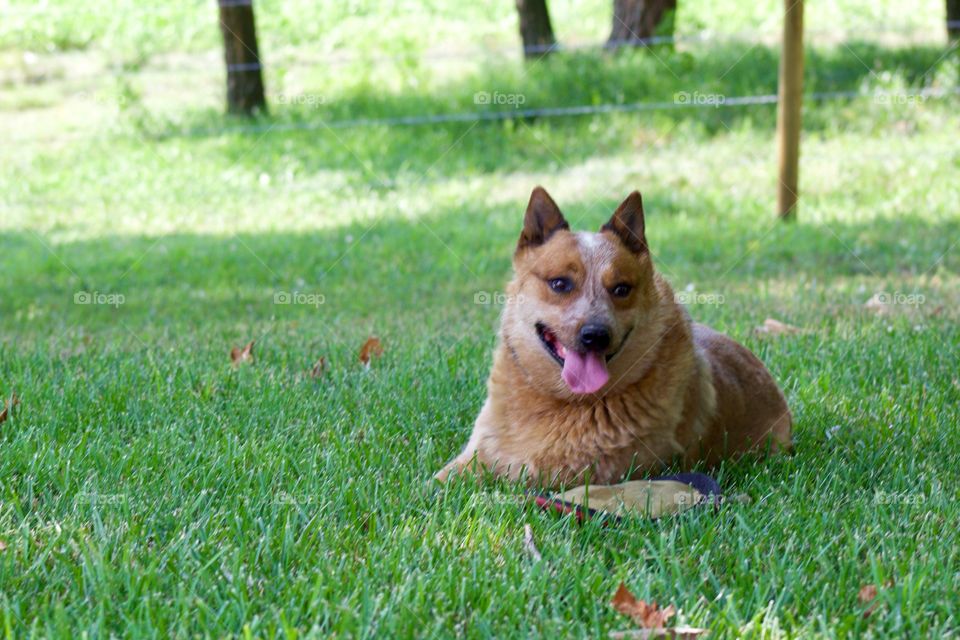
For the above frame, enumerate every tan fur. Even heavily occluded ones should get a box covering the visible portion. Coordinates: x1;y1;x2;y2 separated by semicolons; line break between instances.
436;188;792;488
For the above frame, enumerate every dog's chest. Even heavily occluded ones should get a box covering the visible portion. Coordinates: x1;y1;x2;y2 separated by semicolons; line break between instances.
498;392;686;483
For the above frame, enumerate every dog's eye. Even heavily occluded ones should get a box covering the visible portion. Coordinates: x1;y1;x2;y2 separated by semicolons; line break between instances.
611;283;632;298
548;278;573;294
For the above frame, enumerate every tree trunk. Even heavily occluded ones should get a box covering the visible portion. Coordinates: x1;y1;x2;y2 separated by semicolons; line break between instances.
515;0;556;59
948;0;960;43
607;0;677;48
219;0;267;115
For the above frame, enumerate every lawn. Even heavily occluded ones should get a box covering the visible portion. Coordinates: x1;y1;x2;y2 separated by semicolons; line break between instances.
1;0;959;637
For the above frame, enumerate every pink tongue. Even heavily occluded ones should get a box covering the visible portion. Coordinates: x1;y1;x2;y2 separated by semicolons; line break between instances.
561;350;609;394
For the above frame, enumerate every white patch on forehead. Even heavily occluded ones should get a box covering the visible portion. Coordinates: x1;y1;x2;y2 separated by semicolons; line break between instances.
575;231;602;253
575;232;614;264
573;232;615;315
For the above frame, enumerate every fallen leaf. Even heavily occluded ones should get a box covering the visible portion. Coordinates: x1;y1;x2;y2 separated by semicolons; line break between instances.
0;540;6;552
858;584;878;603
609;627;707;639
859;584;878;618
858;579;893;619
230;340;255;366
522;523;542;562
611;583;676;629
754;318;804;336
0;392;19;424
359;336;384;367
310;356;327;379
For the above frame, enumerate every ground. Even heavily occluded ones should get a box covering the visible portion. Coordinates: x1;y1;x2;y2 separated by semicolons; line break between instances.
1;0;958;637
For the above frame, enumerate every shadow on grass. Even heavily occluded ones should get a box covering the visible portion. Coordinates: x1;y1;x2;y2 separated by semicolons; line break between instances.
3;195;956;336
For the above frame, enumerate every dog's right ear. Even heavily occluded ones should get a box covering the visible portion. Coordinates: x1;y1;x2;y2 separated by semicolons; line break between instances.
516;186;569;253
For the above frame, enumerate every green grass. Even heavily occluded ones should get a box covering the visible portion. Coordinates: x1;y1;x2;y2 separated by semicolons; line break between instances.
1;0;959;637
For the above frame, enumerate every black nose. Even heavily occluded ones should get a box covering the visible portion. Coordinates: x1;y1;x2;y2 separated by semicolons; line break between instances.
579;324;611;351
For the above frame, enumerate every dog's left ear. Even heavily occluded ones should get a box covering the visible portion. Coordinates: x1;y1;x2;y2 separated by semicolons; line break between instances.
602;191;647;254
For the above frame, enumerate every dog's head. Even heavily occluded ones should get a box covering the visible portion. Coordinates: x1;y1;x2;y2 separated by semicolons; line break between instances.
502;186;668;397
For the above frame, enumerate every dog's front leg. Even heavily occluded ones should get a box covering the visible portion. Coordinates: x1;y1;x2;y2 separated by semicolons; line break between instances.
434;400;496;483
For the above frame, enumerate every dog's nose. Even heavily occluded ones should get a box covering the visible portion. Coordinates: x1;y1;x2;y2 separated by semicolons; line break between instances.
579;324;611;351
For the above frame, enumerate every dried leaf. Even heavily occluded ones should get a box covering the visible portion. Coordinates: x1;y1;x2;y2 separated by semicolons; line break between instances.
858;580;893;619
359;336;384;367
609;627;708;639
0;392;19;424
230;340;255;366
310;356;327;379
0;539;6;552
754;318;804;336
611;583;676;629
522;524;542;562
859;584;879;618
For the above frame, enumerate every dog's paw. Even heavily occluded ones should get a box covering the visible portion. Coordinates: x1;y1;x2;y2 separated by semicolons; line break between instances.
433;464;453;484
433;457;480;484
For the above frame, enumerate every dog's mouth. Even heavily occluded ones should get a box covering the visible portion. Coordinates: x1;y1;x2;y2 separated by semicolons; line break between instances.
535;322;631;365
536;322;567;366
536;322;617;395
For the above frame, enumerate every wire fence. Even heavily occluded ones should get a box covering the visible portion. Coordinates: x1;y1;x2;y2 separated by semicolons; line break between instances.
159;86;960;139
3;13;958;205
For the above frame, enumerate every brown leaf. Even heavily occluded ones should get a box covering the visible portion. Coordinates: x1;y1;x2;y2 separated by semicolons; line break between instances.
0;539;6;552
858;583;878;618
858;584;878;604
0;392;19;424
611;583;676;629
310;356;327;379
858;580;894;619
754;318;804;337
230;340;255;366
359;336;384;367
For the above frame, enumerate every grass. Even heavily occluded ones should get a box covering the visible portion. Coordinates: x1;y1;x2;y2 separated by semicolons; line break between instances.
1;0;959;637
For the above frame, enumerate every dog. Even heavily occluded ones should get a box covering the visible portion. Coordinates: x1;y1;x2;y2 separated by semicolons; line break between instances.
435;187;792;487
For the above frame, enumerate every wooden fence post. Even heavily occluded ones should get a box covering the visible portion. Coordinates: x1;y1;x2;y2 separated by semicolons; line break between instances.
776;0;804;219
219;0;266;115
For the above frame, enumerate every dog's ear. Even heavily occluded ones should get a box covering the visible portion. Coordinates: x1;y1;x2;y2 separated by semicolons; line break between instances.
516;186;569;252
602;191;647;254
